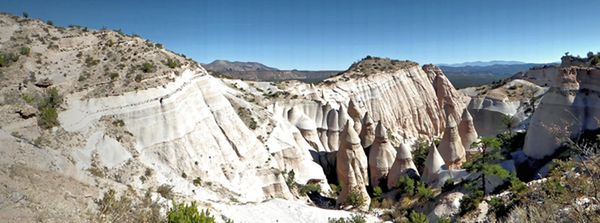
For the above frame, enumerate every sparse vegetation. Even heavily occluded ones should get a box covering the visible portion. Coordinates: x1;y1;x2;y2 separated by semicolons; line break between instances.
193;177;202;186
0;52;19;67
20;46;30;56
396;175;416;195
157;184;174;199
140;62;156;73
167;201;215;223
407;211;428;223
166;58;179;69
298;182;321;195
328;214;367;223
135;74;143;82
37;88;63;129
346;187;366;208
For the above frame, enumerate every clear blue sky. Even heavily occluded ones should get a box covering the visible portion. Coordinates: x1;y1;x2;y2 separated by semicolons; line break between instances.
3;0;599;70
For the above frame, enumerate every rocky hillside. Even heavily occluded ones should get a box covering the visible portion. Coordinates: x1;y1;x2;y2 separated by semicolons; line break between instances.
203;60;338;83
0;13;471;222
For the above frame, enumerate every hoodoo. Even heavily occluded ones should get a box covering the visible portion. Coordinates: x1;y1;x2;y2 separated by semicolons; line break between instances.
336;121;370;210
387;142;418;189
368;121;397;187
458;109;478;151
422;143;446;185
359;112;376;149
438;115;467;169
326;109;341;151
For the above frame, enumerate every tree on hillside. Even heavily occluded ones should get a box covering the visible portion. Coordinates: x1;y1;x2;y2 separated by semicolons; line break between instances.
463;137;509;194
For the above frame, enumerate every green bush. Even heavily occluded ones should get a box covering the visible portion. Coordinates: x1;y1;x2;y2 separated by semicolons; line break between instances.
0;52;19;67
141;62;156;73
416;182;434;201
299;183;321;195
20;46;30;56
438;217;451;223
346;187;366;207
285;170;296;189
459;190;483;216
193;177;202;186
408;211;428;223
372;186;383;201
109;72;119;80
397;175;415;195
328;214;366;223
329;184;340;197
37;88;62;129
167;201;215;223
166;58;179;69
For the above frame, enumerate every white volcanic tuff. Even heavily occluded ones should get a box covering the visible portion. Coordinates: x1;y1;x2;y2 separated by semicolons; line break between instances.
523;67;600;159
59;69;292;202
359;112;376;149
277;65;467;144
458;109;478;151
438;114;466;169
423;143;446;185
387;142;418;189
368;121;397;187
336;121;370;210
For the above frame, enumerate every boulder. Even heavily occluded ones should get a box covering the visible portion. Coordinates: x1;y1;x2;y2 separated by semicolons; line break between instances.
368;121;397;187
336;121;370;210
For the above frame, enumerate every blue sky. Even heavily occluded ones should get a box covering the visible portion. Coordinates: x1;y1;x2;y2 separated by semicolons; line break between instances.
3;0;599;70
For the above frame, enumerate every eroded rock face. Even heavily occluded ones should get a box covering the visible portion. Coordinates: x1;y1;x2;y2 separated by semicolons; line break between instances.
423;143;446;185
430;65;466;123
348;99;363;133
336;121;370;210
368;122;397;187
438;115;467;169
458;109;478;151
387;142;418;189
327;109;340;152
523;67;600;159
359;112;375;149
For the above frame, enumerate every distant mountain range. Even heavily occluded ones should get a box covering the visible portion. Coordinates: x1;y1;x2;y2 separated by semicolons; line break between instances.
202;59;555;88
439;60;528;67
439;62;556;88
202;60;339;83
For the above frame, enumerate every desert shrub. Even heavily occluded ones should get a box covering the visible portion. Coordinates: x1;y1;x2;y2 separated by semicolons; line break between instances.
193;177;202;186
0;52;19;67
135;74;143;82
37;88;62;129
459;190;483;216
346;187;366;207
87;164;106;178
94;189;162;223
166;58;179;68
329;184;340;197
284;169;296;189
408;211;428;223
397;175;415;195
167;201;215;223
21;93;36;105
299;183;321;195
412;139;429;173
372;186;383;201
22;12;29;18
157;184;174;199
20;46;30;56
140;62;156;73
109;72;119;80
46;20;54;26
438;217;451;223
415;182;434;201
85;56;99;67
328;214;366;223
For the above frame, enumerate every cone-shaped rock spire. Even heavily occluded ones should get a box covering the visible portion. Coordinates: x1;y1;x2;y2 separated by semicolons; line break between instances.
422;142;445;185
438;115;466;169
458;109;478;151
368;121;397;187
336;121;370;210
359;112;375;148
387;142;419;189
